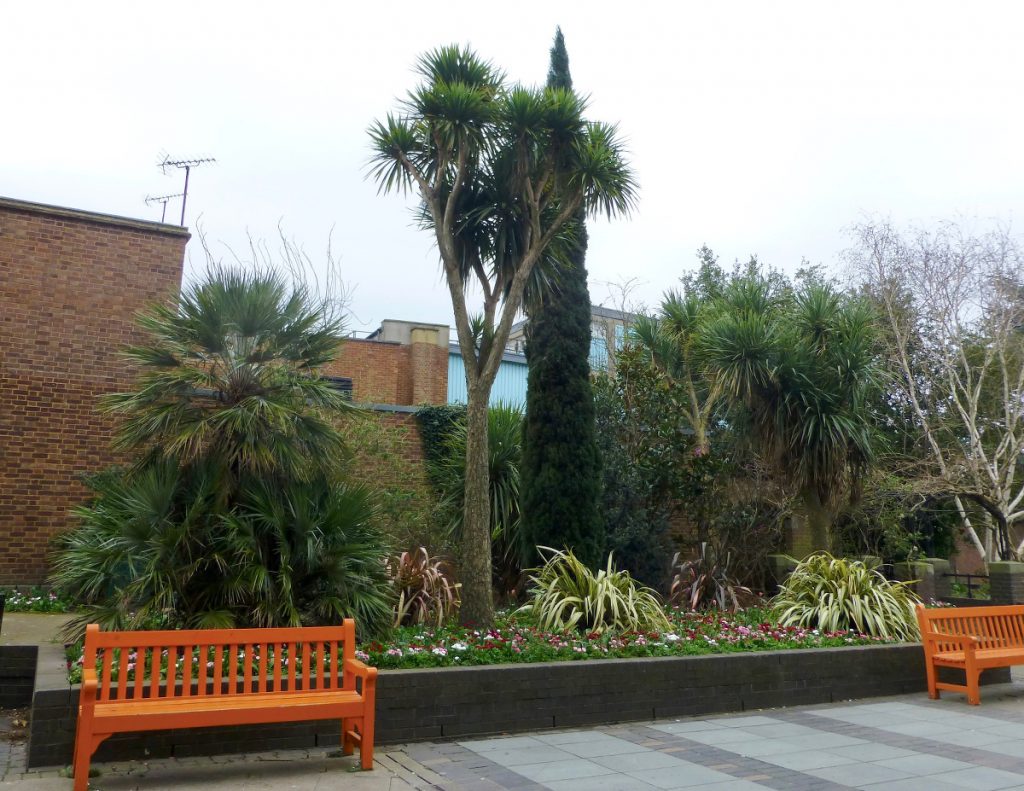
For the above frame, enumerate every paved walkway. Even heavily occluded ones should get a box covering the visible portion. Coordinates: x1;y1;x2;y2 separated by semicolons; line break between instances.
6;680;1024;790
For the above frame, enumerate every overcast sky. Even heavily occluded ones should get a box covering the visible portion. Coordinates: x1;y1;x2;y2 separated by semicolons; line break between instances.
5;1;1024;333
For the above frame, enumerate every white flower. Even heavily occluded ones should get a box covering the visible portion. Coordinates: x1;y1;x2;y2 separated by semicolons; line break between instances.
432;647;448;656
664;633;680;642
451;642;468;651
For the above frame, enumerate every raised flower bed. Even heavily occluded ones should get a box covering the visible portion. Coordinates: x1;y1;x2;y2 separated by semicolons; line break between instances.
30;606;994;768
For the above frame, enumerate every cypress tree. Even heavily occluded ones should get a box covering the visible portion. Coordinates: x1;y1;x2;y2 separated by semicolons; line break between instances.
520;27;603;569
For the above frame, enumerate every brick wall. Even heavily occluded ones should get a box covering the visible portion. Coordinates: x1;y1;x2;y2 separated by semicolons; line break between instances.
324;339;448;407
0;198;188;584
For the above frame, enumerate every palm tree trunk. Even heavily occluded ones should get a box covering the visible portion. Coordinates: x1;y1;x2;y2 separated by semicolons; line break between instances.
460;387;495;626
796;485;832;555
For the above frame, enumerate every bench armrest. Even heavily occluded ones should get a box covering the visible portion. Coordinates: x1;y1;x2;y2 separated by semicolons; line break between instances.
344;657;378;681
343;657;378;696
925;630;981;647
80;668;99;705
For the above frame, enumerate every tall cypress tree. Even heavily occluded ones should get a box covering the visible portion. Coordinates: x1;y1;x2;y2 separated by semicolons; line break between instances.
520;27;603;569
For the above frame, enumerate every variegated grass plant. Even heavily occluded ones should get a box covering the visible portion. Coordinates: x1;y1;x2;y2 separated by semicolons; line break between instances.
517;547;671;634
389;547;460;628
771;553;920;640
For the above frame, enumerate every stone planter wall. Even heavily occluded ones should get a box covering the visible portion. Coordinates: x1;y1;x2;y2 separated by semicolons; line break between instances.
26;643;1009;768
0;645;37;708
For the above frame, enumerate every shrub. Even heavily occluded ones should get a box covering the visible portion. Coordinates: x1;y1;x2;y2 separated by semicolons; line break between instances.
771;553;920;640
517;547;671;634
53;466;394;638
390;547;460;628
668;544;752;612
51;267;394;640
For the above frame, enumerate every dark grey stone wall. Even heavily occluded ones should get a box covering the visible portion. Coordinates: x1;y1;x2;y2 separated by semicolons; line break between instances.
27;644;1010;768
989;562;1024;605
0;645;37;708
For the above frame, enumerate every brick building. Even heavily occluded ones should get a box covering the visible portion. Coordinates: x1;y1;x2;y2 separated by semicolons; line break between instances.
0;198;190;583
0;199;455;583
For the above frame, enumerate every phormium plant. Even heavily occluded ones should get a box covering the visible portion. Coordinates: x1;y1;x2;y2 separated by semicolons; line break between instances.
771;552;920;640
389;547;460;628
517;547;671;634
668;543;752;612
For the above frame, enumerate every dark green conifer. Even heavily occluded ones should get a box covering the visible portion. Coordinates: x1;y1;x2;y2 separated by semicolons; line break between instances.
520;27;603;569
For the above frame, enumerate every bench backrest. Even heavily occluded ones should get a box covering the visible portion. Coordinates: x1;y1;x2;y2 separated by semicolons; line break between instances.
82;620;356;703
916;604;1024;651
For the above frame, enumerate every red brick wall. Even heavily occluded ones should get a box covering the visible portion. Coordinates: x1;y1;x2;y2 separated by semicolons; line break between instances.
0;198;188;583
325;338;448;407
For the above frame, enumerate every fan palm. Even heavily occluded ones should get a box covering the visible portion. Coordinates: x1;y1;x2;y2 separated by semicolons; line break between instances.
52;268;392;638
104;266;354;484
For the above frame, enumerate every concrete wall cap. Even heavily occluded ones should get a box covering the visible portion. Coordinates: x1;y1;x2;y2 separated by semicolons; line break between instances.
0;196;192;238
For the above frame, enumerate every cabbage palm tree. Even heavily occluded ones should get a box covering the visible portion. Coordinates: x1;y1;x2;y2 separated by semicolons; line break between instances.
631;290;727;456
369;45;636;625
701;278;878;551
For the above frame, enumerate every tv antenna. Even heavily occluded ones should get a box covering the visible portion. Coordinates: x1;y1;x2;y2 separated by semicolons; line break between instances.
157;154;216;226
144;193;184;223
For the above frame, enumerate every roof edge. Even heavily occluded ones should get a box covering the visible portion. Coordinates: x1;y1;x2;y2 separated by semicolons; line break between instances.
0;196;192;239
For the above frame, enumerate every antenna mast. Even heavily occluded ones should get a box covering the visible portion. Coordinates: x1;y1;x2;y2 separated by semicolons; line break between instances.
144;193;184;223
157;155;216;225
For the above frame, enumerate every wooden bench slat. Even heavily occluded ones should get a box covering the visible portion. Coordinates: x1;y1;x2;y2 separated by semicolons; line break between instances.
117;647;128;702
99;648;113;703
181;645;193;698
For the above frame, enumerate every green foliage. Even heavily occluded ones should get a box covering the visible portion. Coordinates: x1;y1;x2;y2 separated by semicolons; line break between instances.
105;266;354;481
341;412;443;554
51;268;393;640
592;344;701;587
416;404;468;472
0;587;76;613
53;463;393;639
833;475;958;563
389;547;460;628
520;27;602;571
771;553;920;640
668;544;752;612
517;547;671;634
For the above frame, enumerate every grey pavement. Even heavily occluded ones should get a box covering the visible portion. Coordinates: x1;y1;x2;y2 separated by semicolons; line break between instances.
7;678;1024;790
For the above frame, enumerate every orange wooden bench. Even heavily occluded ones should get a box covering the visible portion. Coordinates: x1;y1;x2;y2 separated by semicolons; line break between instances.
915;603;1024;705
73;619;377;790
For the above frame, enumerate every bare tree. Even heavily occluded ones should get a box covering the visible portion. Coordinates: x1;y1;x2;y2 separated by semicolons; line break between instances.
849;219;1024;561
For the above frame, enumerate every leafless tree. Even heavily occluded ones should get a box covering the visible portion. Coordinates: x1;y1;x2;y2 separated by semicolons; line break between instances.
848;219;1024;561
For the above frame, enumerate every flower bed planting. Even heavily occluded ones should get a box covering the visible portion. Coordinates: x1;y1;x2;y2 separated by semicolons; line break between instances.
1;587;76;614
359;606;886;669
64;607;888;684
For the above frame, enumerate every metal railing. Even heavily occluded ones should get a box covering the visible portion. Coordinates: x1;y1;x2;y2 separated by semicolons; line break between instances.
943;572;989;599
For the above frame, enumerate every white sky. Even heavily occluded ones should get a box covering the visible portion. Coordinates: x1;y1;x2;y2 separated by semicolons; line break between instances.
5;1;1024;333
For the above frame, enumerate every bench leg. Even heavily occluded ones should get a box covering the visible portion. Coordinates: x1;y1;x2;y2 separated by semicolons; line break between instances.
359;715;375;771
967;669;981;705
924;659;939;700
73;733;109;791
341;718;354;756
